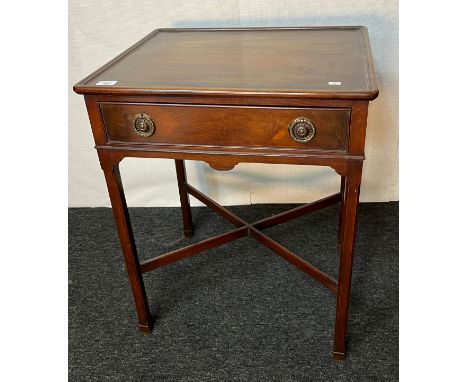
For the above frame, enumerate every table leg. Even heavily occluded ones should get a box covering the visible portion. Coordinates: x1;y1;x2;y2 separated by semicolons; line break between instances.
338;175;345;247
333;162;362;360
102;161;153;333
175;159;194;238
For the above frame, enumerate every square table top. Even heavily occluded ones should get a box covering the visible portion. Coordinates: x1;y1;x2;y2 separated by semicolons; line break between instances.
74;27;378;100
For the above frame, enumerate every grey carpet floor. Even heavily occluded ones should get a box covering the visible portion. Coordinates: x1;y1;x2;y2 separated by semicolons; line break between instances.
69;202;398;381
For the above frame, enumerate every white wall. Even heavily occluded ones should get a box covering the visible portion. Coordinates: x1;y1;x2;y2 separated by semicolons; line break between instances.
69;0;398;207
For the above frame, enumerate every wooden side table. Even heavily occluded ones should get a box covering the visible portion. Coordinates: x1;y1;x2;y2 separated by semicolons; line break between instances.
73;27;379;360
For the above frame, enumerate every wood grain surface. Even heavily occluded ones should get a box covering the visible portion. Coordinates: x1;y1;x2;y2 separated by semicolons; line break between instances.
74;27;378;100
100;103;350;152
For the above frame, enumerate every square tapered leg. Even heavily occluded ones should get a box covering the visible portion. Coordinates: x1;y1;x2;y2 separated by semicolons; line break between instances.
175;160;194;238
101;160;153;333
333;162;362;360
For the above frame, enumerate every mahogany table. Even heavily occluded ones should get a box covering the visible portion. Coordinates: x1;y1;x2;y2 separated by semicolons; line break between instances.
73;27;379;360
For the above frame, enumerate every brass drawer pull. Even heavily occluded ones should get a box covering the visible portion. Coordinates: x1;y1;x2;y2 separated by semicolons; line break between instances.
132;113;155;137
289;117;316;143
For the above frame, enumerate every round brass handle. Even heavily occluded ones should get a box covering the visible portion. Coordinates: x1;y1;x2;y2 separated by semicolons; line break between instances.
132;113;155;137
288;117;316;143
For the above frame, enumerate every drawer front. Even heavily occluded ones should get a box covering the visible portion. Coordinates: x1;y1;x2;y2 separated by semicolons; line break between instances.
100;103;350;152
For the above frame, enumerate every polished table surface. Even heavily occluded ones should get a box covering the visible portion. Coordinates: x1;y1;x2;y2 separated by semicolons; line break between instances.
74;27;379;360
74;27;378;98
